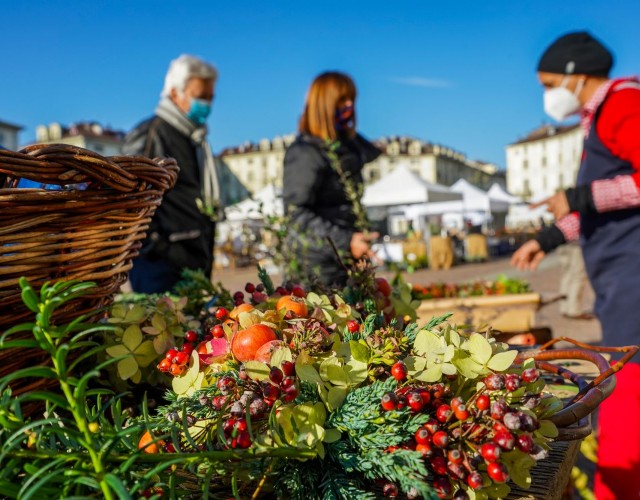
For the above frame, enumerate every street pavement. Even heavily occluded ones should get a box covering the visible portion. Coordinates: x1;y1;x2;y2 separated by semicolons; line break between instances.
212;253;601;348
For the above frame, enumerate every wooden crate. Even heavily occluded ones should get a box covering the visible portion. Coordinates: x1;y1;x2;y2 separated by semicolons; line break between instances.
416;293;541;332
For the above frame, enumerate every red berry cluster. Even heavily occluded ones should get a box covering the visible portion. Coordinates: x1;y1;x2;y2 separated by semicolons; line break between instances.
157;329;200;376
232;281;307;308
379;368;543;498
201;361;299;451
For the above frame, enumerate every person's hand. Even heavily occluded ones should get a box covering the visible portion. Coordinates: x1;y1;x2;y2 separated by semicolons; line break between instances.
530;191;570;220
350;231;380;260
511;239;546;271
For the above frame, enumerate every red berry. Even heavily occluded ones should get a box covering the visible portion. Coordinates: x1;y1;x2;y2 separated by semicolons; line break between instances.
522;368;540;383
480;442;501;462
433;477;452;498
415;427;431;445
432;430;449;448
255;283;265;293
281;360;296;377
475;394;490;411
233;291;244;303
182;343;195;355
165;348;179;362
505;374;521;392
174;351;190;366
157;358;172;372
493;430;515;450
467;471;483;490
447;449;463;464
390;362;408;381
490;400;508;420
450;396;464;410
431;383;445;399
169;363;186;376
245;282;255;293
407;392;424;412
436;404;452;423
269;366;284;385
382;482;398;497
431;456;448;475
346;320;360;333
222;418;236;435
454;404;470;421
234;418;248;431
447;461;467;480
217;376;236;394
516;433;535;453
234;430;252;449
483;373;505;390
281;385;299;403
487;462;509;483
184;330;198;343
291;285;306;298
381;392;398;411
211;325;225;338
396;395;407;410
281;376;296;389
262;384;281;401
215;307;228;321
416;443;433;457
424;418;440;434
417;388;431;405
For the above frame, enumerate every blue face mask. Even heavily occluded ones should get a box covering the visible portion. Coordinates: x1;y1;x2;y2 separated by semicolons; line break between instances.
186;98;212;125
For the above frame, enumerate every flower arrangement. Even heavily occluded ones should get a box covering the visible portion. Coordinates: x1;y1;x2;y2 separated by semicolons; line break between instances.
1;268;635;500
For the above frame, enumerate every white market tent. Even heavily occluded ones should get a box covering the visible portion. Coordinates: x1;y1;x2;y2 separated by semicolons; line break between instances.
505;192;555;228
487;183;523;205
362;165;462;207
450;179;511;213
224;184;283;222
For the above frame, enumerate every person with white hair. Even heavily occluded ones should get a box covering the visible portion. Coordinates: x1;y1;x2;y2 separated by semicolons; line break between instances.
123;54;222;293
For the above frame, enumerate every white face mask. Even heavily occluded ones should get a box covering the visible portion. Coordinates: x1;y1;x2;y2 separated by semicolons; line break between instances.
543;77;585;122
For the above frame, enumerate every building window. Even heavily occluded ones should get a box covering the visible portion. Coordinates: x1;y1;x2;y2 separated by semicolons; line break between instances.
541;156;546;167
0;132;5;145
523;159;528;169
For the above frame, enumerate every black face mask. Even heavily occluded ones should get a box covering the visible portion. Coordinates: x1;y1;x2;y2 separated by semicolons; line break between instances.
335;104;355;131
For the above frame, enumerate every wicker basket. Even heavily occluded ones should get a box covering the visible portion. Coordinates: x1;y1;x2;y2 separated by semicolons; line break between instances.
0;144;178;395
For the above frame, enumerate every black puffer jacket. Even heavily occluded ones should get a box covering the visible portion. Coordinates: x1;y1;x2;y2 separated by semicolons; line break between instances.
122;116;215;276
283;133;380;286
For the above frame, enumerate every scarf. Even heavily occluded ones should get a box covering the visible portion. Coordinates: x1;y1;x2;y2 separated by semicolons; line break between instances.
155;97;221;211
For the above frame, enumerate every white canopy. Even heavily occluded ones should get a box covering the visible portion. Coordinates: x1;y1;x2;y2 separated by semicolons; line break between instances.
487;183;522;205
362;165;461;207
450;179;510;213
224;184;283;222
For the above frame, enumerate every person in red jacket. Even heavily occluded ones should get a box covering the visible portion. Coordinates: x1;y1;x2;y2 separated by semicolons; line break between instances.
511;31;640;499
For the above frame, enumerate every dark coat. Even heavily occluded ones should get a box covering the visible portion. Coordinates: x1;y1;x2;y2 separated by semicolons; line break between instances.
122;116;215;292
282;133;380;286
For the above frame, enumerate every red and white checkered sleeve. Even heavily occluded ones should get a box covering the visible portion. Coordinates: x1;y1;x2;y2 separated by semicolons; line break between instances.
555;212;581;242
592;175;640;212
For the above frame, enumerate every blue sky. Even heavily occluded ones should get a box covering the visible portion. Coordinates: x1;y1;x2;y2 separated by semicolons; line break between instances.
2;1;639;168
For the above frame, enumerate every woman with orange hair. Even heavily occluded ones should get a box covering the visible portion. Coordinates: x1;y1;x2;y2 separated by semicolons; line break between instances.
283;71;381;286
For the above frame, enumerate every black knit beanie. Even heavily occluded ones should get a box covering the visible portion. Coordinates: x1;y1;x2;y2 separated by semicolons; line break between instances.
537;31;613;76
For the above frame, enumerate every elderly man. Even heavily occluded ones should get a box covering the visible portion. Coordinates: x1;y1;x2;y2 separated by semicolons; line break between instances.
123;54;221;293
511;32;640;499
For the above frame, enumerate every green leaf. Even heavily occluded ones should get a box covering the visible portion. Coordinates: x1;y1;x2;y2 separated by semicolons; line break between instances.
414;363;443;382
452;355;483;379
538;419;559;438
467;334;492;364
404;355;427;374
244;360;270;381
327;386;348;410
323;428;342;443
413;329;444;358
296;363;323;384
349;340;369;363
19;280;40;313
103;473;134;499
269;346;293;367
487;350;518;372
441;362;457;376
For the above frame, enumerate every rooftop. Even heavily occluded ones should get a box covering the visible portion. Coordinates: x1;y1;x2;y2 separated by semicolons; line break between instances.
510;123;580;146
